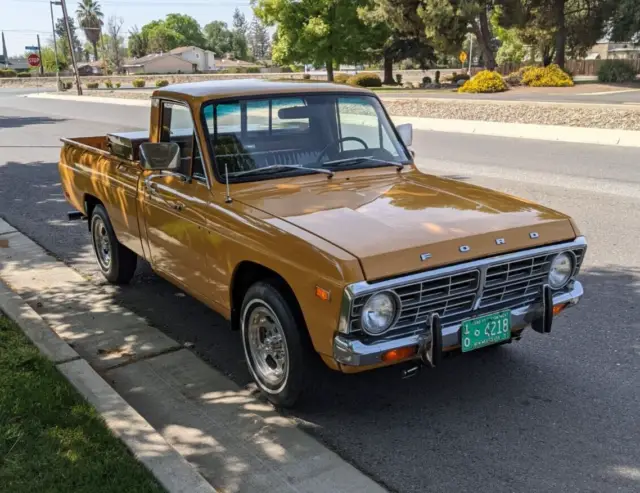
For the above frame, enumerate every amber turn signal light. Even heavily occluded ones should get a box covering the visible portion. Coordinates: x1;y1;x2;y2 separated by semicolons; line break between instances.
315;286;331;301
553;303;568;316
381;346;418;363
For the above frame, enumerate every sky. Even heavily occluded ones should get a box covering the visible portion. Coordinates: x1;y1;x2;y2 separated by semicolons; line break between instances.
1;0;255;57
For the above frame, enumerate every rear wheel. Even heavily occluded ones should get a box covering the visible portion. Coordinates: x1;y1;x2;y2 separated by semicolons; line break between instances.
241;281;308;408
90;205;137;284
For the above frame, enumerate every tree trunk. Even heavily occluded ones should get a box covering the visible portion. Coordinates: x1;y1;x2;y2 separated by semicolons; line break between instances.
553;0;566;68
326;60;334;82
474;9;497;71
383;55;394;85
92;41;98;62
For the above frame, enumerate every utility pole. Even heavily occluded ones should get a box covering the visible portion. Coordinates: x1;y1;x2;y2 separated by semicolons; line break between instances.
50;1;62;90
36;34;44;76
60;0;82;95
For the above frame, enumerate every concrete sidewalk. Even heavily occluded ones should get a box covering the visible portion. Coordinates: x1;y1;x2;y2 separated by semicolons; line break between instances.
0;217;386;493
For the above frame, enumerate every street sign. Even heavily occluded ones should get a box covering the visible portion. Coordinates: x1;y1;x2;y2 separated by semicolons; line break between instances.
459;51;468;63
25;45;39;51
28;53;41;67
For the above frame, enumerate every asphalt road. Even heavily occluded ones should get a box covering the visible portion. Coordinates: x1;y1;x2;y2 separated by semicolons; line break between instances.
1;95;639;493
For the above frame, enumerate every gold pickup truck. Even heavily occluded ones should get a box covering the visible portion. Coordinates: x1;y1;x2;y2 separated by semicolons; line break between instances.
59;80;586;407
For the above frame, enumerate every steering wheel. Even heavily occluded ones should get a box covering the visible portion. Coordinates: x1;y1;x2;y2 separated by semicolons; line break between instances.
315;136;368;164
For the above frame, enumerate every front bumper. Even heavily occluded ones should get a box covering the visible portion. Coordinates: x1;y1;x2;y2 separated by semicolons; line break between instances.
333;280;583;367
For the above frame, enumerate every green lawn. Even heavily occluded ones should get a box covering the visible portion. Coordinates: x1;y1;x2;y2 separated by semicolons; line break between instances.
0;315;165;493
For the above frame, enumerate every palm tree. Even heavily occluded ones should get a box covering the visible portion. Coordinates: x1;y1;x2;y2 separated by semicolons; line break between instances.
76;0;104;62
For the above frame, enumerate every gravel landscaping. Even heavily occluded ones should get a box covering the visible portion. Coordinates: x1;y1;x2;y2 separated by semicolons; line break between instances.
71;89;640;131
383;98;640;130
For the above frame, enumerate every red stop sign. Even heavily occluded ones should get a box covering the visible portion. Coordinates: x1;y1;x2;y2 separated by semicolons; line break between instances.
28;53;40;67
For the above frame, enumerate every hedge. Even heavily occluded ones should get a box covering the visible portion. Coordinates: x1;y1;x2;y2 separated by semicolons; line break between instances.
346;72;382;88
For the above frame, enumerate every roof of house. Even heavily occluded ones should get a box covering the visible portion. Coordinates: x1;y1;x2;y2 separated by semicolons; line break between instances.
153;79;372;100
123;53;192;67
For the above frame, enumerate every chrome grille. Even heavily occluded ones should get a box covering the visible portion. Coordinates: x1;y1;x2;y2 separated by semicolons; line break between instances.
348;245;587;337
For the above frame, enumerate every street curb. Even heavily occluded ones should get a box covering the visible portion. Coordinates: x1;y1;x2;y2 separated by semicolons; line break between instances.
0;219;217;493
24;92;640;148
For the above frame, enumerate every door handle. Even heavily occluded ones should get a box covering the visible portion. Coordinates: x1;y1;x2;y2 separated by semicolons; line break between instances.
171;201;185;212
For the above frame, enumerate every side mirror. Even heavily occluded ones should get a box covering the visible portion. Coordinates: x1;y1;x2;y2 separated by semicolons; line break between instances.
139;142;180;171
396;123;413;147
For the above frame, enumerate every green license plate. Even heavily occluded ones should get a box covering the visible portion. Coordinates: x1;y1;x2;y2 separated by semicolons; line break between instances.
461;310;511;352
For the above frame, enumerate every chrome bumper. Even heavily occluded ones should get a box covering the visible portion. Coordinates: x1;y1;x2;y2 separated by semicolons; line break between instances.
333;280;584;367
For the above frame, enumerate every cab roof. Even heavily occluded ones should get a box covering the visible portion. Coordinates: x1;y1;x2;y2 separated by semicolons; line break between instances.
152;79;374;102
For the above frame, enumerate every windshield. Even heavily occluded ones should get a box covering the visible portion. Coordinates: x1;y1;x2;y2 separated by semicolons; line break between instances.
201;94;411;182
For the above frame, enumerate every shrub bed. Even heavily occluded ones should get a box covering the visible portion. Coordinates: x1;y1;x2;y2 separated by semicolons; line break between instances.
521;64;573;87
597;60;638;83
86;82;99;89
459;70;508;93
346;72;382;87
17;72;31;78
155;79;169;87
132;79;145;88
0;69;17;78
333;73;350;84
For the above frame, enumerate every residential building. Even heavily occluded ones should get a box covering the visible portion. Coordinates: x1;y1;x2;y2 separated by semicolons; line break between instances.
76;61;103;75
170;46;216;72
588;41;640;60
215;55;260;71
122;53;194;75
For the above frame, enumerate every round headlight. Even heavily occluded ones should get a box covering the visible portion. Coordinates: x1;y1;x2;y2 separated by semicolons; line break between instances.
361;292;398;335
548;252;574;289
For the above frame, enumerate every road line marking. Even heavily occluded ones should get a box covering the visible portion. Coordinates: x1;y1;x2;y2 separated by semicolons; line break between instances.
579;89;640;96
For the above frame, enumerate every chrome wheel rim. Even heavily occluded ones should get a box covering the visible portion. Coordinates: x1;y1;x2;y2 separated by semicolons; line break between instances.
92;216;112;270
245;302;288;389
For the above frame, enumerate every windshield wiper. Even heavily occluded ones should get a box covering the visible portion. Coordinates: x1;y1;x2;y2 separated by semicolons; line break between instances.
321;156;404;171
230;164;334;178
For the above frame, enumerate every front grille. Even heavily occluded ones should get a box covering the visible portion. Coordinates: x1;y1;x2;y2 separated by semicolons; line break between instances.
349;245;586;337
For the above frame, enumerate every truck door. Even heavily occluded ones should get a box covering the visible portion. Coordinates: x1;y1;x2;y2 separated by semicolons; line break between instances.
139;100;215;301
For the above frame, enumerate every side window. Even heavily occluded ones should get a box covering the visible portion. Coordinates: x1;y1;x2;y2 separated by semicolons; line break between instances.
337;97;399;157
160;102;202;178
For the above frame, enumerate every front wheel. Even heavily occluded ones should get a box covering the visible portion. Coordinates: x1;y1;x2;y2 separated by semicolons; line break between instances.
241;281;308;408
90;205;137;284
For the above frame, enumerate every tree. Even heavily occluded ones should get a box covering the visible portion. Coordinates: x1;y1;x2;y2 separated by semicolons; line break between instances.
40;46;67;72
491;8;525;64
103;16;125;73
609;0;640;43
497;0;614;68
233;8;249;37
359;0;435;84
254;0;373;81
164;13;205;47
55;17;82;61
146;24;185;53
128;26;148;58
249;17;271;60
76;0;103;61
203;21;232;56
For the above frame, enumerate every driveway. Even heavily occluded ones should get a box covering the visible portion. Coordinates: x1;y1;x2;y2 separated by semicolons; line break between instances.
1;94;639;493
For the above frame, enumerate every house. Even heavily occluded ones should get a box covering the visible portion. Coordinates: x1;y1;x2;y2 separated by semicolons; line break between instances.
76;60;103;75
170;46;215;72
588;41;640;60
1;56;30;72
122;53;194;75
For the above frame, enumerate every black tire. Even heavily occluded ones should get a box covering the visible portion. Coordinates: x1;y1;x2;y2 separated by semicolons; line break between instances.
90;204;137;284
240;280;308;408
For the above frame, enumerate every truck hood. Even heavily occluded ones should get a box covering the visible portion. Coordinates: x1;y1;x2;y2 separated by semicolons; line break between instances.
235;169;577;280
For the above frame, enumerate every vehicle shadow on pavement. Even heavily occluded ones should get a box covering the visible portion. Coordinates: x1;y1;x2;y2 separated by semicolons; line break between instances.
0;115;66;128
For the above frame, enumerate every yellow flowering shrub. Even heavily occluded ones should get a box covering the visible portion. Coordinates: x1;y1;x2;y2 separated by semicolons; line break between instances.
521;64;573;87
458;70;508;93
